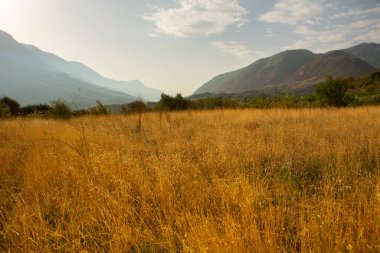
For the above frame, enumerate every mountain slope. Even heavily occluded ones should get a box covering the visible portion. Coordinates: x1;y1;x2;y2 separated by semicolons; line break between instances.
0;30;138;107
343;43;380;68
194;49;314;94
25;45;162;101
276;50;375;93
194;45;377;96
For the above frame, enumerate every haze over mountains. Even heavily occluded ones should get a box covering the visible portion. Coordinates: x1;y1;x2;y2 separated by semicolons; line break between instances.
193;43;380;97
0;30;162;107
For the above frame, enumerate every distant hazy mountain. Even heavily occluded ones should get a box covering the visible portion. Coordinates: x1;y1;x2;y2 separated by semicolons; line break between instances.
25;45;162;101
0;30;162;107
193;43;378;96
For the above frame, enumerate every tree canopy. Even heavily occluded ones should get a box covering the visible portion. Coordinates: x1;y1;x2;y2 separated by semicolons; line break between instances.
316;77;351;107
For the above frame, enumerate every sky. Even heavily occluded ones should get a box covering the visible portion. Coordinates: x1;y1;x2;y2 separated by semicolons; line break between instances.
0;0;379;95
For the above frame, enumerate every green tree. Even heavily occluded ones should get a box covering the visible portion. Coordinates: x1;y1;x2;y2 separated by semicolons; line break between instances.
0;97;20;115
158;93;189;110
316;76;351;107
49;100;72;119
0;106;11;118
370;72;380;83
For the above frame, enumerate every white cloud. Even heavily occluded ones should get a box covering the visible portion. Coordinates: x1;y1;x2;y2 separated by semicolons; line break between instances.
332;19;380;30
332;5;380;19
261;0;380;52
210;41;264;62
264;28;275;38
295;25;346;44
281;18;380;52
281;39;314;50
258;0;325;25
143;0;248;38
353;29;380;43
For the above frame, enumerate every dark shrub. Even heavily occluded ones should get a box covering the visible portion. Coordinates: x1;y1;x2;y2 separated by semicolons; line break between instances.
20;104;51;115
316;76;351;107
0;97;20;115
122;100;147;114
90;101;109;115
158;93;189;110
49;100;72;119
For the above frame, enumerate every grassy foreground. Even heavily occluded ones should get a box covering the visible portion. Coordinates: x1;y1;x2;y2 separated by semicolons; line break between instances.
1;108;380;252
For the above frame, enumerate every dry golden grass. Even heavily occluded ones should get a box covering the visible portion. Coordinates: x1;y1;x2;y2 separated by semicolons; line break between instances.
1;107;380;252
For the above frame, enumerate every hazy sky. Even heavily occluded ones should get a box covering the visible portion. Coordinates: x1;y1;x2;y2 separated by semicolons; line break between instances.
1;0;379;95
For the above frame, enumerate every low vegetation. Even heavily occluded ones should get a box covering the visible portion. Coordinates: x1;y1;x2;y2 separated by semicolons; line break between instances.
1;73;379;119
164;72;380;110
0;107;379;252
0;99;110;119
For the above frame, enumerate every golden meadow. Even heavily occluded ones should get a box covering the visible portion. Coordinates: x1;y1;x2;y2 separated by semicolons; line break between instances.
1;107;379;252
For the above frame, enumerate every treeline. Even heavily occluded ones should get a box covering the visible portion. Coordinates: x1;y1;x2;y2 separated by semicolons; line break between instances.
0;99;110;119
156;72;380;110
1;72;380;119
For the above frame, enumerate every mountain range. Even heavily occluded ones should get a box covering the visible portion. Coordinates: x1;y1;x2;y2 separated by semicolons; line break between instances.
0;30;162;107
193;43;380;97
1;29;379;105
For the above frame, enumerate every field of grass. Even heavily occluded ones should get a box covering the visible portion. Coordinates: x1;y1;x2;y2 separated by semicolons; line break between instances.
1;107;380;252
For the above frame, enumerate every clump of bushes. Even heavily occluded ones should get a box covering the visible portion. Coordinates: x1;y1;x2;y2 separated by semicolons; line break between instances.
20;104;51;116
0;97;113;119
157;93;189;110
0;97;20;117
89;100;109;115
49;100;72;119
316;76;351;107
0;106;11;118
122;100;147;114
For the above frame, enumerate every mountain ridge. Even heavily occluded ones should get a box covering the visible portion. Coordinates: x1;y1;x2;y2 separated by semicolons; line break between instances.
0;30;162;107
343;43;380;68
24;44;162;101
193;43;379;96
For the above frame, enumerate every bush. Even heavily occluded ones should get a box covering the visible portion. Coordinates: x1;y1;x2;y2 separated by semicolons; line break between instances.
158;93;189;110
122;101;147;114
370;72;380;83
49;100;72;119
0;97;20;115
90;101;108;115
20;104;51;116
0;106;11;118
316;76;351;107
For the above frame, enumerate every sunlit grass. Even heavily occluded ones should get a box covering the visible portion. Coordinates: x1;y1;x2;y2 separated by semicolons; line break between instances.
1;107;379;252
